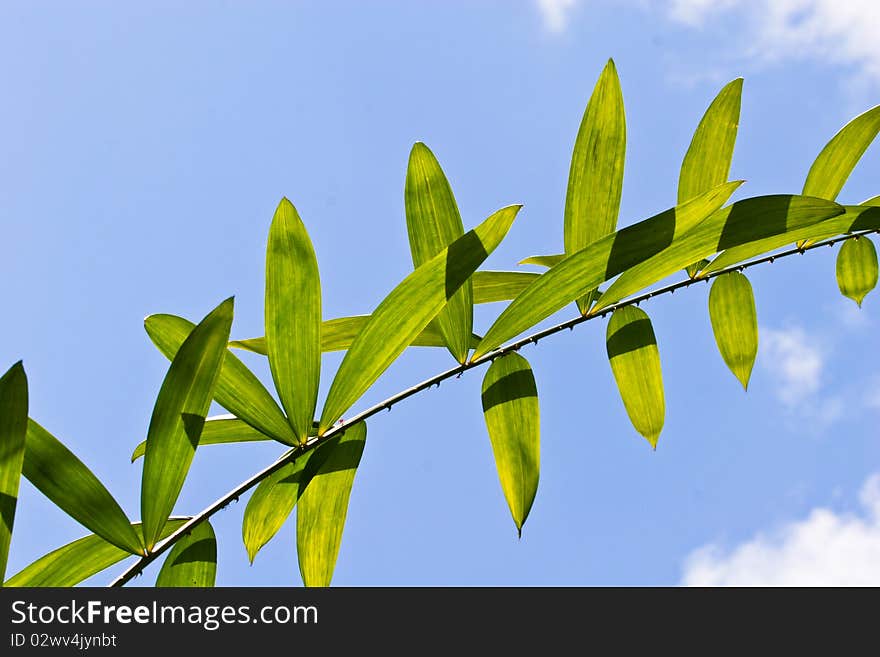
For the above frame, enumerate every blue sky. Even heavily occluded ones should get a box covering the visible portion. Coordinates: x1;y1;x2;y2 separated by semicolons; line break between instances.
2;0;879;586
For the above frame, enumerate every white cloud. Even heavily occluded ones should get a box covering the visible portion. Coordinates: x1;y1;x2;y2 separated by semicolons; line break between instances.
663;0;880;84
759;325;823;406
536;0;578;32
681;473;880;586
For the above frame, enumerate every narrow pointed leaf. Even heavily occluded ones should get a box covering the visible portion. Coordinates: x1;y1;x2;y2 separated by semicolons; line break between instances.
229;316;481;356
156;520;216;587
25;420;142;554
266;198;321;444
837;236;878;307
699;204;880;274
708;272;758;389
679;78;743;276
803;105;880;201
566;58;626;313
4;519;187;587
242;446;328;563
141;298;234;550
472;182;741;360
320;205;521;432
481;353;540;537
0;362;28;582
406;143;473;362
593;195;845;313
519;254;564;268
606;307;664;448
862;195;880;206
297;422;367;587
146;314;296;445
131;415;274;462
472;271;540;304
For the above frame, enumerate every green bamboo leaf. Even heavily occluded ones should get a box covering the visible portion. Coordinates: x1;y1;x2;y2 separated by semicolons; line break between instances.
803;105;880;201
265;198;321;444
406;143;473;363
565;58;626;313
229;316;481;356
156;520;216;587
593;195;845;313
699;204;880;274
131;415;274;462
472;182;741;360
837;236;878;307
319;205;521;432
679;78;743;277
141;298;234;551
480;353;540;537
862;195;880;206
24;420;142;554
473;271;540;304
146;314;296;445
0;362;28;583
4;519;187;587
242;443;332;564
708;271;758;390
798;105;880;247
519;254;564;268
606;307;664;448
297;422;367;587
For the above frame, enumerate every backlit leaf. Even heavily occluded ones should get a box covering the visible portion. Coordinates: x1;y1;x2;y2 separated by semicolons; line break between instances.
131;415;274;462
265;198;321;444
606;307;664;448
473;271;540;304
836;236;878;307
708;271;758;389
0;362;28;582
297;422;367;587
481;353;540;536
156;520;216;587
319;205;520;432
141;298;233;551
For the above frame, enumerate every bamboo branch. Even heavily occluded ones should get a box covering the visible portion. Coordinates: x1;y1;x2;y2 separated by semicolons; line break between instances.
109;228;878;587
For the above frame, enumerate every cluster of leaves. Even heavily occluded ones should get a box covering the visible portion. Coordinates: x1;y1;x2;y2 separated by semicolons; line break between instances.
1;60;879;588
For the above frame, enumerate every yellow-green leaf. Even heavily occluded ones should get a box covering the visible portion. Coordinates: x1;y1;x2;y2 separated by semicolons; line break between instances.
146;314;296;445
480;353;540;537
699;204;880;274
837;236;878;307
519;254;564;268
229;316;481;356
242;447;322;564
679;78;743;277
472;182;741;360
141;298;234;551
297;422;366;587
25;420;143;555
319;205;520;432
265;198;321;444
406;143;473;363
593;195;844;313
4;519;187;587
565;58;626;313
156;520;216;587
0;362;28;583
131;415;274;462
606;307;664;448
473;271;540;304
708;271;758;389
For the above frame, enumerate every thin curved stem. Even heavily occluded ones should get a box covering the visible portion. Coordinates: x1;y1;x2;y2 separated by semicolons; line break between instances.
109;228;878;586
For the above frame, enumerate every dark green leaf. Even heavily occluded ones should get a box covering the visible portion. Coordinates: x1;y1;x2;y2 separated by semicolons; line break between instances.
265;198;322;444
319;205;521;432
156;520;216;587
141;298;234;550
606;307;664;448
0;362;28;582
481;353;539;537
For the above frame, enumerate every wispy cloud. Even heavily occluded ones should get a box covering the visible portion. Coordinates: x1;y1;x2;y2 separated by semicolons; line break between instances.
759;325;823;406
663;0;880;85
536;0;579;33
681;472;880;586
